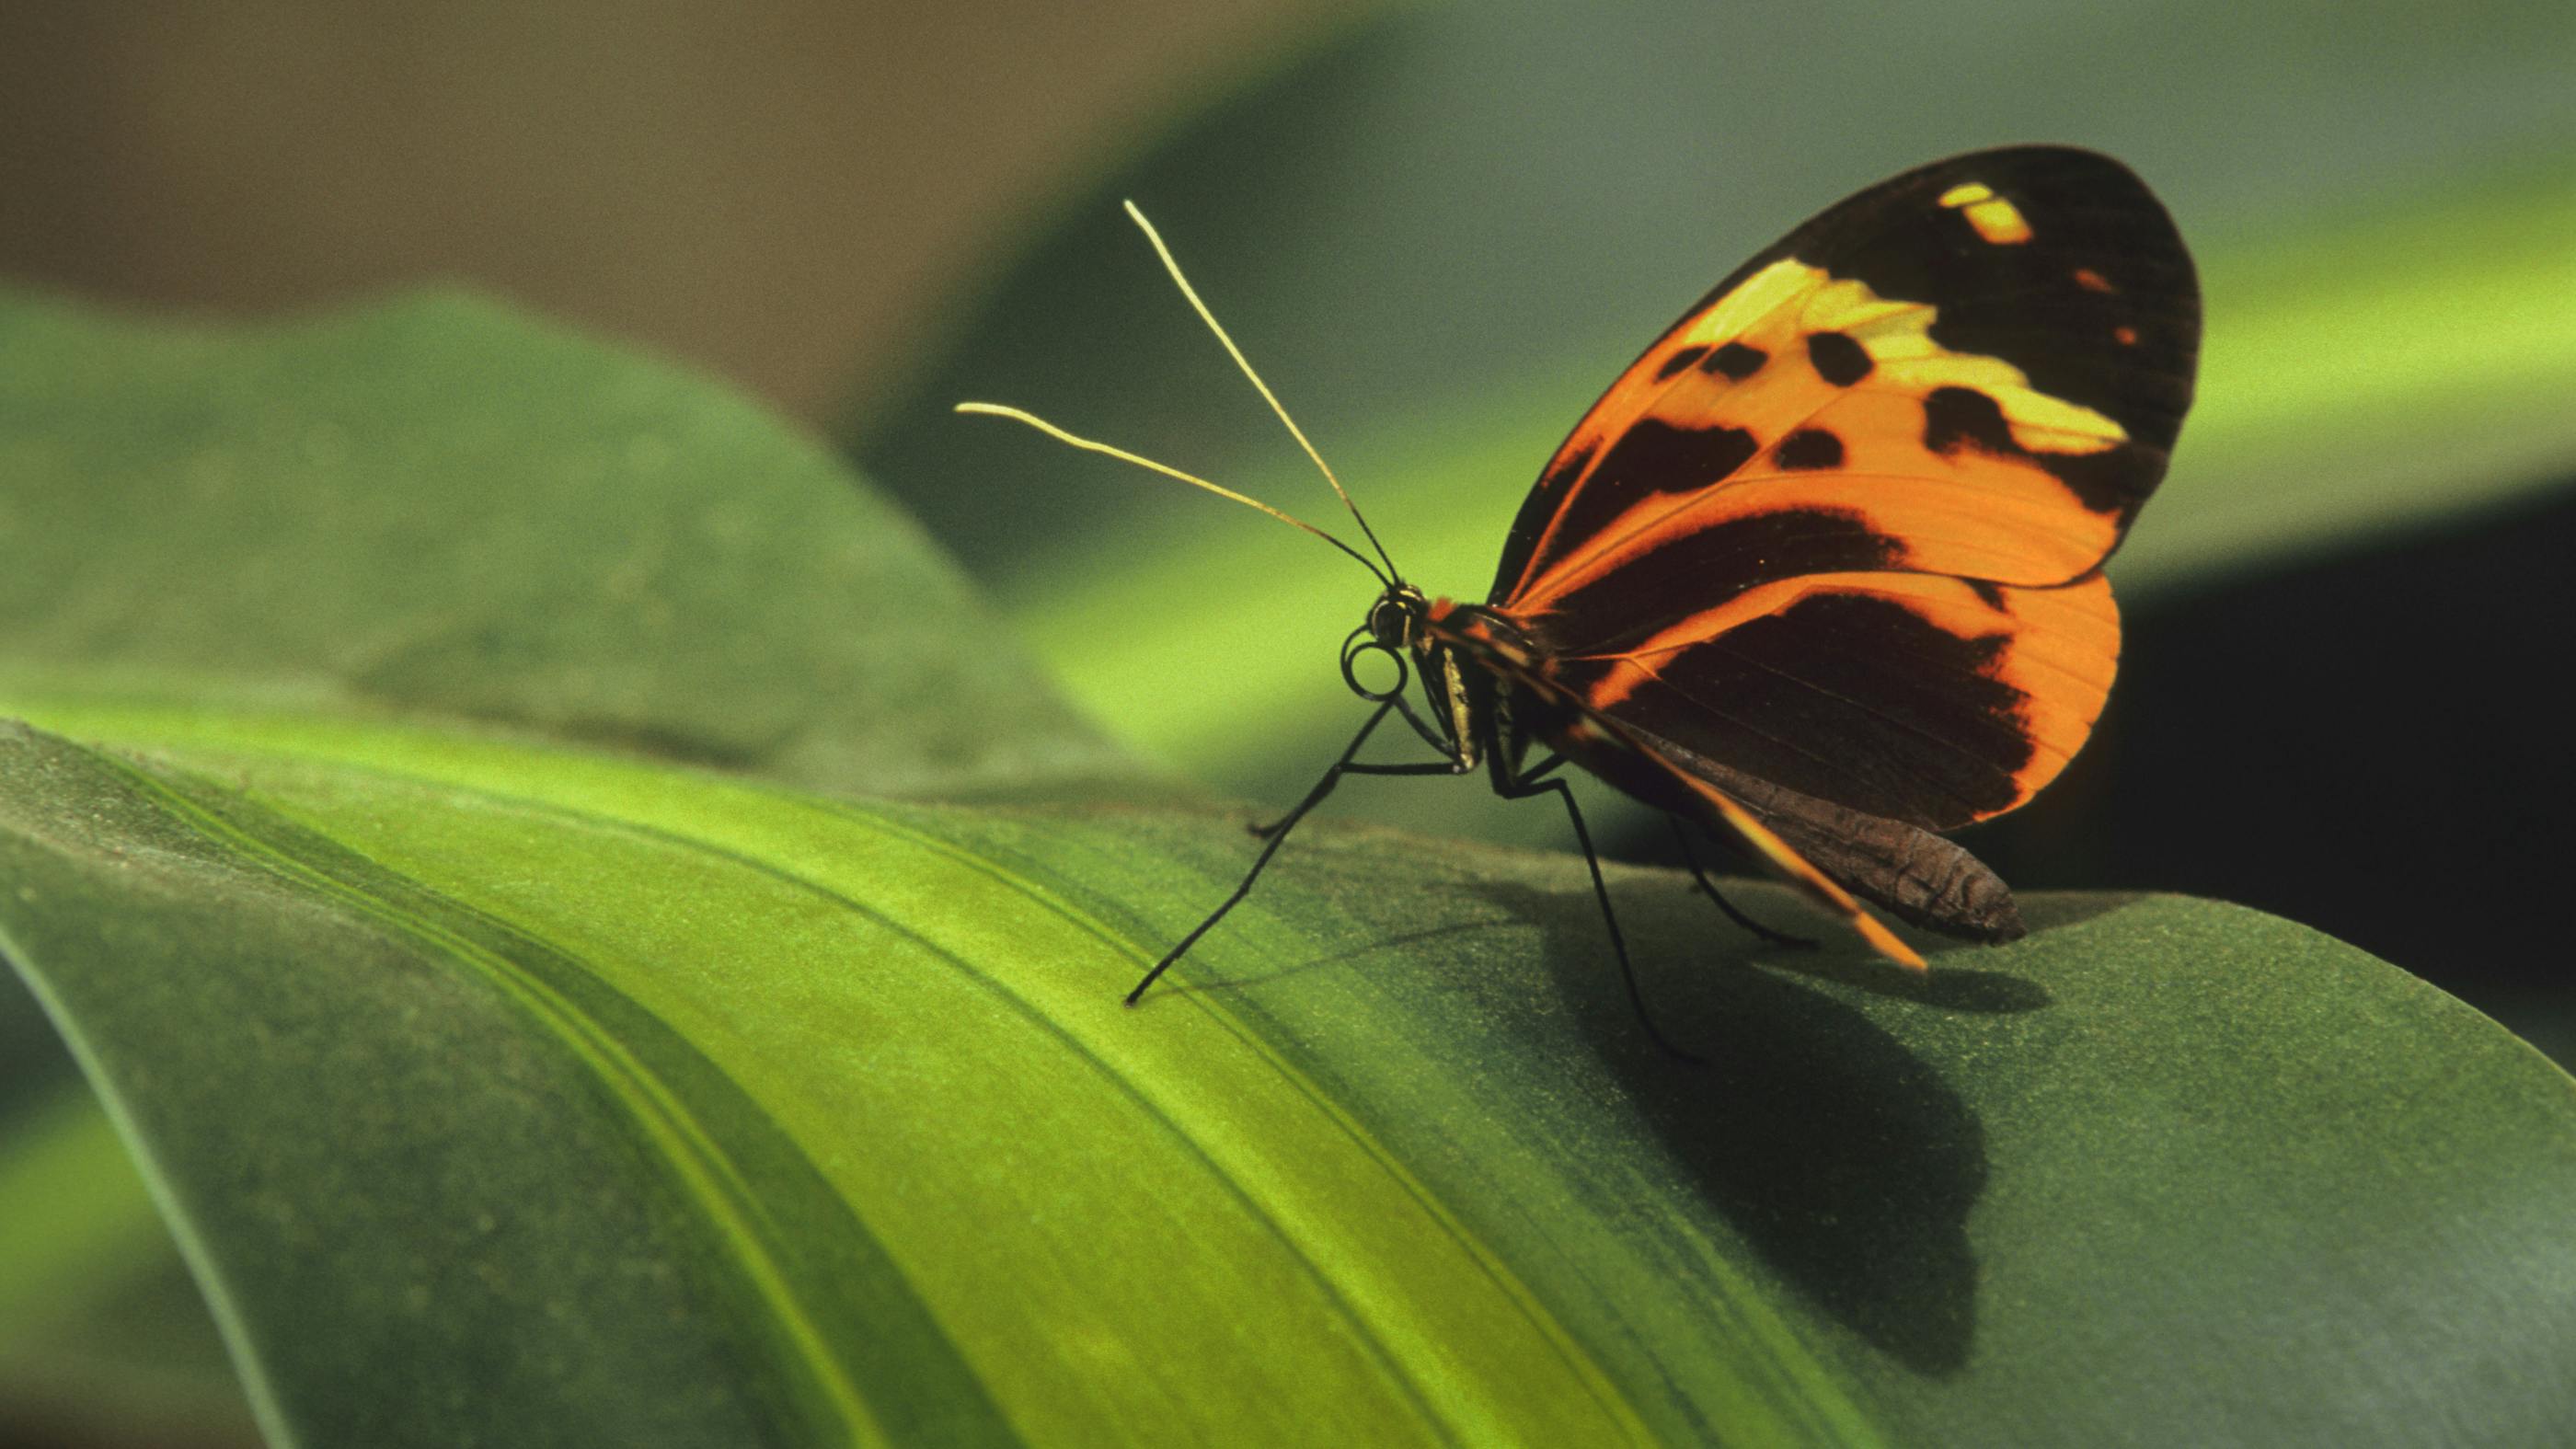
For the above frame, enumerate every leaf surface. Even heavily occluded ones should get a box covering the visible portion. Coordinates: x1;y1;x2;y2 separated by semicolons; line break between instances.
6;285;2574;1446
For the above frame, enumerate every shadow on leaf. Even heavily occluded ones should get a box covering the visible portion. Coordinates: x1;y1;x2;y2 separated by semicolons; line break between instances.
1765;949;2053;1014
1466;877;2018;1378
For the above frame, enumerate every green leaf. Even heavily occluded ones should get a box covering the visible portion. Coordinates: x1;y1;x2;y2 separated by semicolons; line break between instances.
6;709;2575;1444
6;285;2575;1443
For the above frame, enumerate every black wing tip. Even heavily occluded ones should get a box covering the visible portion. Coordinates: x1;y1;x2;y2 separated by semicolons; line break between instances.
1890;144;2163;198
1846;144;2202;470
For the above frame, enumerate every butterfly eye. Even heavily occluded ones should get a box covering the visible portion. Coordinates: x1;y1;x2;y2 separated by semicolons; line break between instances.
1366;596;1411;649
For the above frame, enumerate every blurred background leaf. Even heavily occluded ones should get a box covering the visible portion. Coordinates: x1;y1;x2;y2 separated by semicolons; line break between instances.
0;1042;259;1449
0;289;1143;802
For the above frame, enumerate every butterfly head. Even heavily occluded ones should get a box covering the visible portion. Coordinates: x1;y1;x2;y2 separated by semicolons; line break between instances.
1365;582;1430;652
1339;581;1432;706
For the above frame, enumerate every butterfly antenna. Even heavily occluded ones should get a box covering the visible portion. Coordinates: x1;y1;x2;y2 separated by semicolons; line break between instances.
953;403;1391;587
1122;201;1404;584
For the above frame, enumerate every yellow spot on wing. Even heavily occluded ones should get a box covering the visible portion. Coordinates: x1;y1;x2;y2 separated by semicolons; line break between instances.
1677;259;1822;348
1863;328;2124;452
1962;199;2032;245
1938;179;2032;245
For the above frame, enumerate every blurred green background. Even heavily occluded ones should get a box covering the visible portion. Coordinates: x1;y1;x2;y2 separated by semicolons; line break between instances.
5;2;2574;1443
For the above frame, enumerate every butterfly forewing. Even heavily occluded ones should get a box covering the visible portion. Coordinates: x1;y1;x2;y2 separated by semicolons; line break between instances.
1490;146;2195;611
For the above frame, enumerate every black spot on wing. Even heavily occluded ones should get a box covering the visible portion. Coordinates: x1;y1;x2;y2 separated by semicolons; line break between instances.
1807;331;1873;385
1598;420;1760;495
2040;444;2166;519
1775;429;1845;471
1922;385;2164;518
1924;386;2014;456
1656;345;1711;381
1966;578;2008;610
1513;422;1762;597
1538;507;1904;655
1571;591;2034;830
1706;341;1768;380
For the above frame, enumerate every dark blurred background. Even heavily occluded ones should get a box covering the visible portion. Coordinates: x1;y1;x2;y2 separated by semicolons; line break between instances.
4;6;2573;1436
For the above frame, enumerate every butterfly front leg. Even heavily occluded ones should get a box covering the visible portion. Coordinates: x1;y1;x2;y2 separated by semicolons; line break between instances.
1133;632;1499;1004
1247;680;1473;840
1133;696;1471;1004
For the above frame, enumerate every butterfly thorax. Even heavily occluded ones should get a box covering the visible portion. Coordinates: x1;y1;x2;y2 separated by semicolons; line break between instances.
1423;598;1538;666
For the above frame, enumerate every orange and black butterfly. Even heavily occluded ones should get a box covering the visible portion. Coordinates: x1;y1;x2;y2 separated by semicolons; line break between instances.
963;145;2198;1036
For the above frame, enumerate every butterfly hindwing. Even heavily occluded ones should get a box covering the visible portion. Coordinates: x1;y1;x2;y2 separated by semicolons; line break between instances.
1546;569;2119;831
1489;145;2196;842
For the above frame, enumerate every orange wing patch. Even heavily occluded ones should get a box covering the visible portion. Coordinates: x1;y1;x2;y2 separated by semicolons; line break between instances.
1501;258;2133;615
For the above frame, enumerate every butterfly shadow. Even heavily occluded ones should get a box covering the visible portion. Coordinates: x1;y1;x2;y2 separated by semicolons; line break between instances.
1460;878;2052;1379
1149;921;1512;995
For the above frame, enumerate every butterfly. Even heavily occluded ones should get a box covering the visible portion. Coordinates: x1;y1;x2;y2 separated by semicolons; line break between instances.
962;145;2199;1040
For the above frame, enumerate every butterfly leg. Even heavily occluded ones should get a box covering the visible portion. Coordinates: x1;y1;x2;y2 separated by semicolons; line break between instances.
1130;698;1455;1005
1496;765;1706;1064
1666;818;1817;950
1250;689;1455;837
